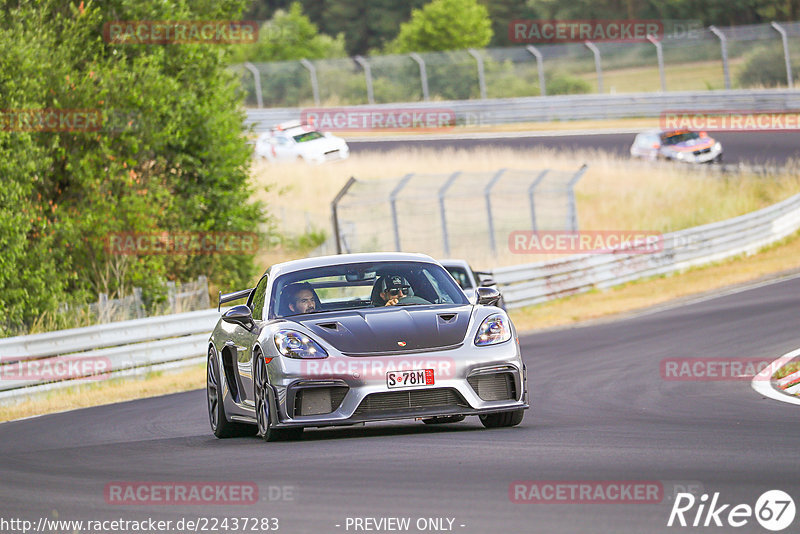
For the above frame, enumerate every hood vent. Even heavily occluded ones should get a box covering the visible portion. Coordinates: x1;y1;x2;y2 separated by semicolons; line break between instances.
316;322;339;331
438;313;457;323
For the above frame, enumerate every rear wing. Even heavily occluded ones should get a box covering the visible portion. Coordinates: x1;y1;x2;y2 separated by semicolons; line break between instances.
218;288;253;312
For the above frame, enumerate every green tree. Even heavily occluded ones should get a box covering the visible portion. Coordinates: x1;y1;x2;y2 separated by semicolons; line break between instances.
0;0;266;334
524;0;800;27
244;0;427;56
387;0;494;53
480;0;539;47
316;0;428;56
231;2;346;62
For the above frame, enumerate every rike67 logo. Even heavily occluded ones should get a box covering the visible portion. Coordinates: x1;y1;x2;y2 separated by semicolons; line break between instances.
668;490;795;531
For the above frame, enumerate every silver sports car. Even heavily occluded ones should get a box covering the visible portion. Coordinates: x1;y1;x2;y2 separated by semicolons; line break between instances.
207;252;528;441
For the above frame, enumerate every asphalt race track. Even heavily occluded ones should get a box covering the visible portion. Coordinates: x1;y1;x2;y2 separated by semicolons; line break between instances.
2;276;799;533
348;131;800;166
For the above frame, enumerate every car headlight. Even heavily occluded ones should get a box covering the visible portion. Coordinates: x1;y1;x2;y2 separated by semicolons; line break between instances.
713;142;721;151
274;330;328;359
474;313;512;346
675;151;686;160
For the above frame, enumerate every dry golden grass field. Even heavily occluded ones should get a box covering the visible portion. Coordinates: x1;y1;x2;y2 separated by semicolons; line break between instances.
251;146;800;272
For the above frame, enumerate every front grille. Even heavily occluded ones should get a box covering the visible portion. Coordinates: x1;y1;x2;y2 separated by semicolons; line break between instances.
294;386;348;416
693;148;711;155
353;388;467;415
468;372;516;401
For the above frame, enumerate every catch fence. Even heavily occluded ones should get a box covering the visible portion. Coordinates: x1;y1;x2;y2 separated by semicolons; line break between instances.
235;21;800;108
331;166;587;260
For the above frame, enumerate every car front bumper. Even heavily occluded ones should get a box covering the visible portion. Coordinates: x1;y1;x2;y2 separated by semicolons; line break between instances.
265;342;528;428
667;143;722;163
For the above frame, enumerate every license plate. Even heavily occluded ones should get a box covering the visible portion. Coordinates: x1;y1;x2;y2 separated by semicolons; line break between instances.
386;369;434;389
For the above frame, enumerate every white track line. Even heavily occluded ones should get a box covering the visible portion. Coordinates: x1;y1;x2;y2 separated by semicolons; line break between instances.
751;347;800;406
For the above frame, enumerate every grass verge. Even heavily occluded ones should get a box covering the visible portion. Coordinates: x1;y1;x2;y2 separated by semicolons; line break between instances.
773;362;800;381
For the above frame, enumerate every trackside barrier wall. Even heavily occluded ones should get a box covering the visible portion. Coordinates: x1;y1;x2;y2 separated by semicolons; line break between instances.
2;191;800;401
0;309;221;404
494;191;800;308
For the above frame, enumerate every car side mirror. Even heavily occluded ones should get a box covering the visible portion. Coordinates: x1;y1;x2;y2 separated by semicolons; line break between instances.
476;287;501;306
222;305;254;329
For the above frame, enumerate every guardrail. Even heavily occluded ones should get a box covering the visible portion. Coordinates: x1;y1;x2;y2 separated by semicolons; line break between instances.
2;188;800;402
0;309;220;404
495;191;800;308
244;89;800;132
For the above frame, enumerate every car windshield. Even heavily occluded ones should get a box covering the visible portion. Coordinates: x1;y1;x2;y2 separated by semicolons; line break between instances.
662;131;700;145
270;261;469;318
444;266;473;289
292;131;324;143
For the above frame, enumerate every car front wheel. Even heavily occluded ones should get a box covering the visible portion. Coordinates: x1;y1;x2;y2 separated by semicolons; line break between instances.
254;351;303;442
479;409;524;428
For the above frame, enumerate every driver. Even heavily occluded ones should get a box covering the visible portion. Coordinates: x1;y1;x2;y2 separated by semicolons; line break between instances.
376;275;411;307
284;282;318;314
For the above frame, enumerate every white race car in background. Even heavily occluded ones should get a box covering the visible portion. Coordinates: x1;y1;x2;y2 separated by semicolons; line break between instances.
440;259;506;310
255;121;349;164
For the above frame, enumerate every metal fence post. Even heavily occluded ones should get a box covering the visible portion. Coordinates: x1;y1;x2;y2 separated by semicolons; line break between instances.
197;276;210;309
528;170;548;232
584;41;604;93
243;62;263;108
97;293;109;323
467;49;488;99
484;169;506;253
389;173;414;251
299;59;321;106
771;22;794;89
133;287;145;318
525;45;546;96
354;55;375;105
166;281;177;313
438;172;461;256
331;177;357;254
567;164;588;230
709;26;731;90
647;35;666;92
409;53;430;101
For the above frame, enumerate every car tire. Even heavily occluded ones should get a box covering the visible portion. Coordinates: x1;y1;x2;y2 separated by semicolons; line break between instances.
207;347;256;438
254;350;303;442
479;409;524;428
421;415;466;425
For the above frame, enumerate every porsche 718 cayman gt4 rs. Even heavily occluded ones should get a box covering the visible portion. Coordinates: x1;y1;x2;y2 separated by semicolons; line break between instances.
207;252;528;441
